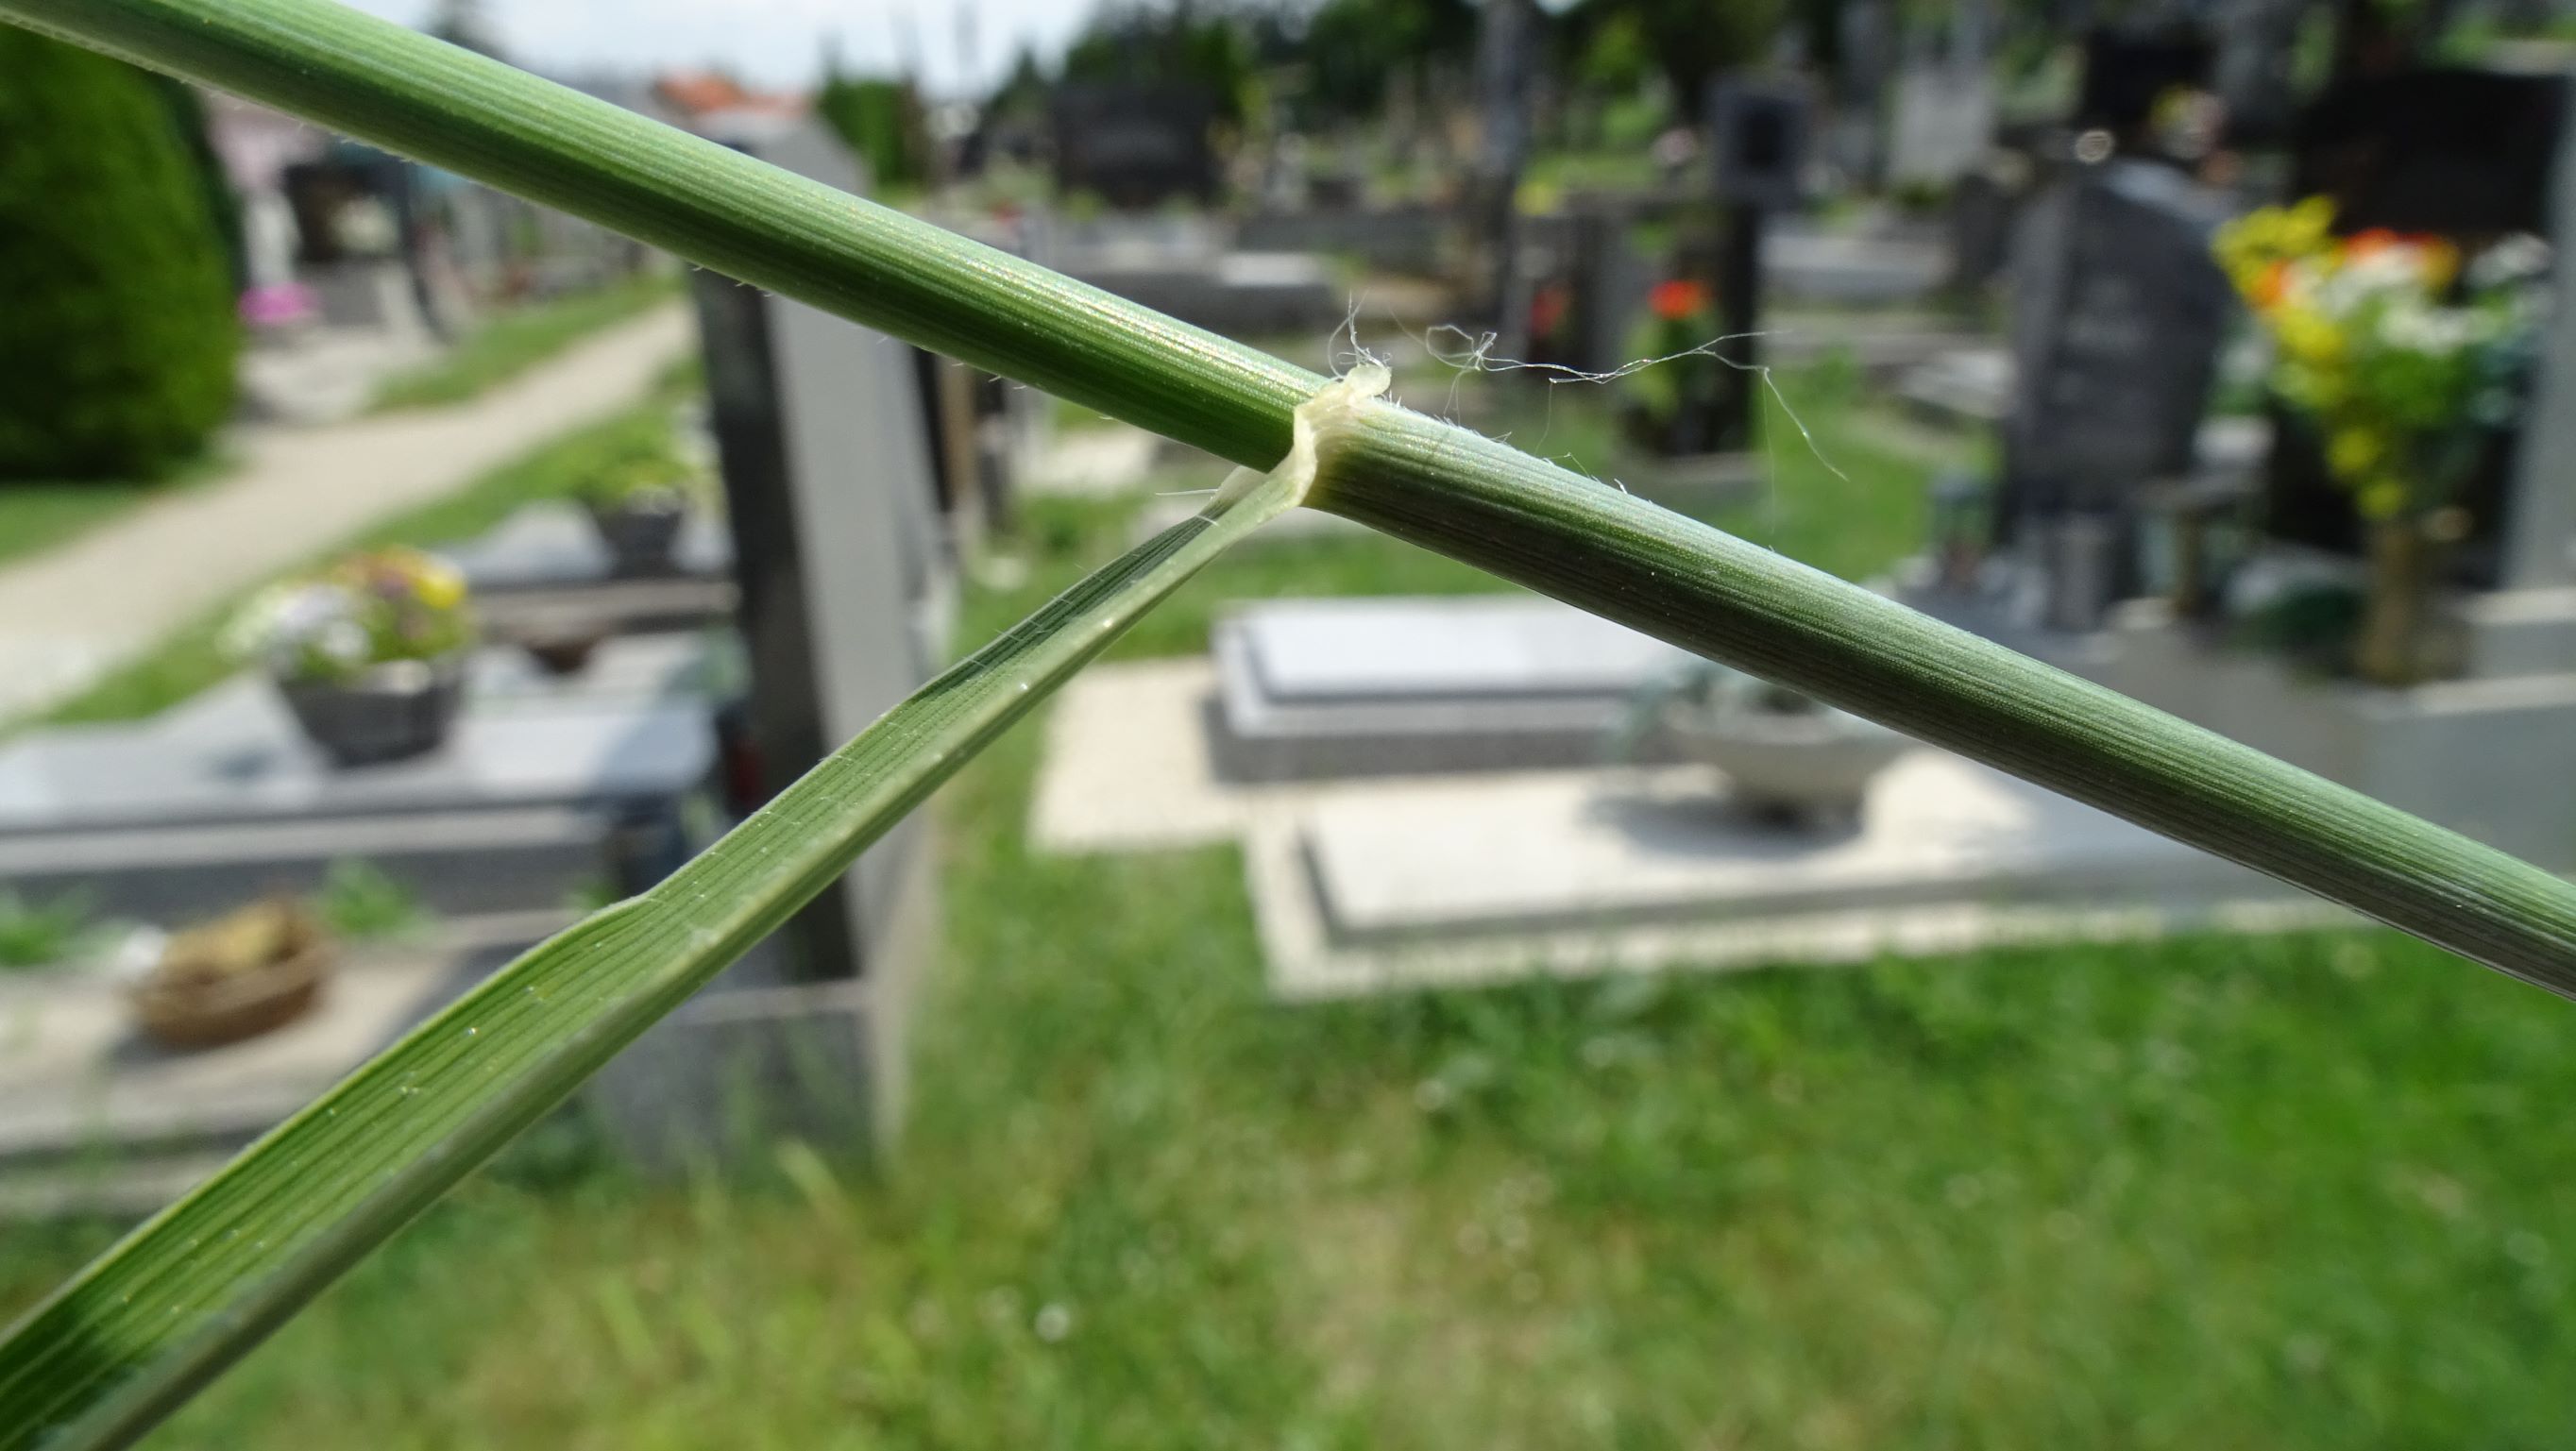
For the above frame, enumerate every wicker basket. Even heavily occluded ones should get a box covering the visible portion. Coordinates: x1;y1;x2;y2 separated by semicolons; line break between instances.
130;906;335;1050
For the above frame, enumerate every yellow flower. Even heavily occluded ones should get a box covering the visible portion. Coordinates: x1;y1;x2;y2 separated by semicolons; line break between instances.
410;556;468;612
2284;195;2335;248
2421;238;2461;290
2215;198;2342;308
2272;306;2345;365
351;546;468;611
2357;478;2408;520
2327;426;2384;481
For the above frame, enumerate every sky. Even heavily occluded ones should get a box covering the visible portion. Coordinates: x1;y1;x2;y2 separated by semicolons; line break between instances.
341;0;1092;98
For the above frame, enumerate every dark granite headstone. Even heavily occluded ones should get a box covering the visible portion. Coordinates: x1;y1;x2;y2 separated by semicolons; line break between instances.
1049;84;1218;209
2000;158;2234;554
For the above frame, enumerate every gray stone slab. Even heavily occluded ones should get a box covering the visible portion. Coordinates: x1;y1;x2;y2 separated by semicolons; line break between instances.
1060;250;1343;334
0;805;626;925
0;684;709;835
445;499;732;590
1251;597;1689;705
0;924;533;1167
477;576;737;646
1303;752;2264;946
0;637;719;919
2461;587;2576;680
2078;603;2576;869
1763;228;1948;305
0;914;816;1218
1211;597;1693;781
1248;755;2329;999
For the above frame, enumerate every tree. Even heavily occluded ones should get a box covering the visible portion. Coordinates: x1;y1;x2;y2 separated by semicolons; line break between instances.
1302;0;1476;125
1059;0;1259;124
817;71;928;194
0;25;238;480
1560;0;1788;125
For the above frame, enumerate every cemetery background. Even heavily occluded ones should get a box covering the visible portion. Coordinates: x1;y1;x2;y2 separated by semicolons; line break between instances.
8;0;2576;1443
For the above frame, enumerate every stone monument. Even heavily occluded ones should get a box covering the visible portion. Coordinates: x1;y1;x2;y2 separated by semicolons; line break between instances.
1998;156;2236;630
599;114;951;1165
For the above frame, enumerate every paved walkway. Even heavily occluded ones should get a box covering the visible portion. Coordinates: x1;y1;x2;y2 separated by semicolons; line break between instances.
0;303;695;723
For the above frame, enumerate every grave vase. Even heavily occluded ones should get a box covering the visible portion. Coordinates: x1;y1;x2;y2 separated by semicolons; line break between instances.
2355;515;2461;688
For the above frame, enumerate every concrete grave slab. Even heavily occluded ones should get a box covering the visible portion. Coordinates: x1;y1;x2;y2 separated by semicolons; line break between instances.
443;499;732;589
1211;597;1694;781
0;636;719;920
1032;655;2340;1002
1254;759;2334;999
0;941;496;1168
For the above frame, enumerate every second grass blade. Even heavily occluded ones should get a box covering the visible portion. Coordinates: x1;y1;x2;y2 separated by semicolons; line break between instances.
0;465;1305;1451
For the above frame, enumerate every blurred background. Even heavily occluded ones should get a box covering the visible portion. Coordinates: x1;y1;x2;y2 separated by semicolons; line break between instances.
7;0;2576;1442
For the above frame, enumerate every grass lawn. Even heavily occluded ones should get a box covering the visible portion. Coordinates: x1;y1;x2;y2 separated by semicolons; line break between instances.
370;271;682;413
0;452;231;573
9;376;2575;1445
0;481;171;570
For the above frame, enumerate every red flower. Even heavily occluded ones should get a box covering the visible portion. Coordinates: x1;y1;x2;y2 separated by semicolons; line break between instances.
1649;278;1709;322
1528;281;1569;339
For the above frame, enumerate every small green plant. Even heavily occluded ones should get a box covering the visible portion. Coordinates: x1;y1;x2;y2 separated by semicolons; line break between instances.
0;889;93;970
315;861;425;941
572;428;697;511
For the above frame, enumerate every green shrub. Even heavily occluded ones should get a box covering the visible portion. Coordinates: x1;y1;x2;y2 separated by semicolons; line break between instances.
0;26;238;480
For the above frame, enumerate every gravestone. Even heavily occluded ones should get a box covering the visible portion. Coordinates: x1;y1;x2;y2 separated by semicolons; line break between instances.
0;928;530;1219
1697;77;1812;452
1512;204;1652;379
1049;84;1218;209
1211;598;1693;781
1032;211;1341;334
1998;157;2234;628
646;113;950;1160
2505;76;2576;589
1887;64;1996;192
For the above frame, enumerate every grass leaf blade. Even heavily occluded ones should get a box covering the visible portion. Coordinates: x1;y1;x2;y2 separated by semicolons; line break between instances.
0;472;1301;1451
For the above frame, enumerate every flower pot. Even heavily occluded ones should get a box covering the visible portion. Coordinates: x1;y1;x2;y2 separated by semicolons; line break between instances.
279;653;466;768
129;906;334;1050
1661;685;1907;825
585;496;689;578
2354;515;2467;687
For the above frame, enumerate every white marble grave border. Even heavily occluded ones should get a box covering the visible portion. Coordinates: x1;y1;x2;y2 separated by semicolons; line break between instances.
1028;657;2347;1000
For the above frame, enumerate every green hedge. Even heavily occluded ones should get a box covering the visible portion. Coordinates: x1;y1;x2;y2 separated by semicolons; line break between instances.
0;25;238;481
